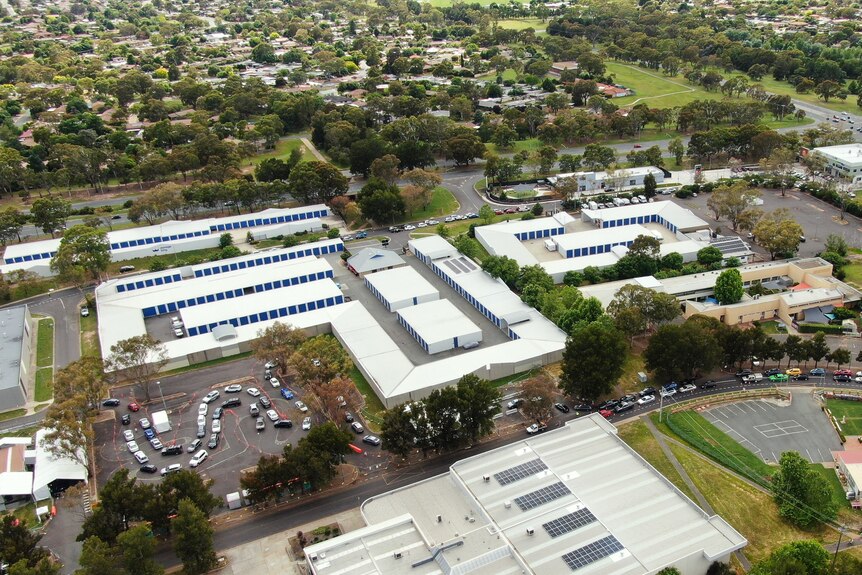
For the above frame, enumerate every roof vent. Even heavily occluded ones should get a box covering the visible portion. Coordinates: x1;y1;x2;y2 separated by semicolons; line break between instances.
483;475;490;482
394;552;403;559
526;527;534;535
436;515;442;523
504;501;511;509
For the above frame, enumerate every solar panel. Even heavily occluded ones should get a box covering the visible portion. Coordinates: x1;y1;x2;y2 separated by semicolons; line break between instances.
562;536;624;571
514;482;570;511
542;508;597;538
493;459;548;486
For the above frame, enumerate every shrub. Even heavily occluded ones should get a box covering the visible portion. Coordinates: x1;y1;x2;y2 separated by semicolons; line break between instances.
797;323;844;334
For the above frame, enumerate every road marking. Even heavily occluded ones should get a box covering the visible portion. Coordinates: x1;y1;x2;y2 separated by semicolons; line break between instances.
807;203;825;212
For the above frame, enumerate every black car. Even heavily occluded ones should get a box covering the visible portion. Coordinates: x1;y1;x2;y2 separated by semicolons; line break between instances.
639;387;656;397
764;368;781;377
700;380;716;389
735;369;752;378
835;374;852;382
795;374;809;381
161;445;183;456
274;419;293;428
212;407;224;420
222;397;241;408
259;396;271;409
102;398;121;407
208;433;220;449
121;414;131;425
553;402;570;413
362;435;381;446
140;464;158;474
619;394;638;404
597;400;619;411
388;225;404;233
345;412;355;423
573;403;593;412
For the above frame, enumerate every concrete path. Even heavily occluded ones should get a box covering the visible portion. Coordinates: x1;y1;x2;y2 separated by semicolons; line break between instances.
642;415;752;572
300;137;327;162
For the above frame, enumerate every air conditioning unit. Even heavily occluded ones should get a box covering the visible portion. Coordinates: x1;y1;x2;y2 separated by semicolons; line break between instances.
504;501;511;509
483;475;490;482
437;515;442;523
394;552;403;559
310;555;318;562
526;528;534;535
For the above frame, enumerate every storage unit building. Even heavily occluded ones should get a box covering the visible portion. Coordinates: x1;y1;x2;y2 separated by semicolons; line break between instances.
364;267;439;312
397;299;482;354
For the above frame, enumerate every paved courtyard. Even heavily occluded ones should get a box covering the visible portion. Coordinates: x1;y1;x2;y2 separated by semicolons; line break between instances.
703;392;842;463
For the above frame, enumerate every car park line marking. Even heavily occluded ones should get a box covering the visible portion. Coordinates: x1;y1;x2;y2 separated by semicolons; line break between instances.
806;449;815;463
807;203;824;212
706;416;762;456
753;420;808;438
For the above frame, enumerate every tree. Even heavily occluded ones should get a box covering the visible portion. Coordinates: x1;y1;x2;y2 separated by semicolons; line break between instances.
478;204;495;225
806;332;830;367
560;321;627;401
288;335;353;390
381;404;420;458
370;154;401;184
356;179;405;224
656;569;681;575
714;269;743;304
481;255;520;288
116;524;163;575
52;357;107;411
814;80;842;102
0;146;25;197
668;137;685;165
251;322;305;374
7;558;60;575
456;374;500;444
288;161;348;204
41;402;92;475
31;196;72;237
582;144;616;170
77;536;118;575
645;320;721;381
444;132;486;166
0;206;27;244
753;208;803;259
643;173;657;198
172;499;217;575
78;468;147;544
827;347;851;369
705;181;758;230
759;148;796;196
0;515;51;569
771;451;836;528
520;371;558;422
750;540;830;575
403;169;441;209
239;455;286;504
106;335;168;402
50;225;110;282
255;158;292;182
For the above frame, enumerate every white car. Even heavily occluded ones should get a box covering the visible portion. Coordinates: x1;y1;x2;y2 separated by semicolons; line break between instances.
247;387;261;397
203;390;220;404
302;417;312;430
173;328;185;338
660;388;677;398
426;219;439;225
197;414;206;427
404;224;416;230
295;400;308;412
134;451;149;464
161;463;182;476
123;429;135;442
637;395;655;405
126;440;140;453
416;222;427;228
266;409;279;422
189;449;208;468
224;384;243;393
198;403;208;416
264;361;278;369
212;418;221;433
679;384;697;393
150;437;163;450
269;377;280;388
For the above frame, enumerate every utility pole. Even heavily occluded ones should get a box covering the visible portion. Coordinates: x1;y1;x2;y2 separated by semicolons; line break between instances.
832;526;846;571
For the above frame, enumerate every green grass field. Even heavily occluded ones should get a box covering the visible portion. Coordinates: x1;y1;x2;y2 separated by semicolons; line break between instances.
34;367;52;402
426;0;527;6
843;262;862;289
248;138;313;166
403;186;459;222
485;138;544;155
725;71;861;115
826;399;862;435
80;308;101;359
617;421;698;501
496;18;547;32
36;318;53;368
350;366;385;431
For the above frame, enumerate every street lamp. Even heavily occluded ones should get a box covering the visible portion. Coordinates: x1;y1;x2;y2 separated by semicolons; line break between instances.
156;380;166;413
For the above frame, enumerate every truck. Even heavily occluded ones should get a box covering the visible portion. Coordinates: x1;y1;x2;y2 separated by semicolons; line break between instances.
151;410;171;434
544;239;557;252
587;200;598;210
743;373;764;384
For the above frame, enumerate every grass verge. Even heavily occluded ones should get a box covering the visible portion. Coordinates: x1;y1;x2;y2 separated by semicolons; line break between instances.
843;262;862;289
34;368;53;402
0;408;26;422
490;370;535;388
350;366;385;431
36;318;54;368
158;352;253;377
80;308;101;358
657;410;776;486
826;399;862;436
670;442;835;564
617;420;697;502
247;138;312;166
404;187;460;222
107;246;227;275
810;464;859;524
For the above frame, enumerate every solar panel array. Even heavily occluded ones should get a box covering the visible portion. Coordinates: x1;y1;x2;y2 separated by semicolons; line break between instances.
514;482;570;511
561;536;624;571
493;459;548;486
542;508;598;538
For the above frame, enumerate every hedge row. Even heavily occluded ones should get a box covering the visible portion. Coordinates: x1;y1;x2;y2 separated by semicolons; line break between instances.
799;182;862;220
797;323;845;334
661;410;775;487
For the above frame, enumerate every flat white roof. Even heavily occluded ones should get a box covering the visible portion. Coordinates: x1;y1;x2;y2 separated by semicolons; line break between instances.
814;143;862;166
348;247;405;273
408;235;458;260
364;266;439;305
554;224;650;252
397;299;481;344
0;471;33;497
581;200;709;232
358;415;746;575
34;428;87;495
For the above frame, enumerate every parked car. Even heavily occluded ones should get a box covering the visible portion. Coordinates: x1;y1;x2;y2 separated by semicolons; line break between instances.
637;395;655;405
212;407;224;420
526;422;548;434
140;464;158;474
222;397;241;408
769;373;789;382
614;402;635;413
224;384;243;393
355;231;368;239
81;307;90;317
794;374;809;381
198;403;208;416
266;409;279;422
660;387;676;398
161;463;182;476
133;451;149;464
196;424;206;438
763;368;781;377
247;387;261;397
139;417;151;429
249;403;260;417
302;417;312;430
274;419;293;428
259;396;272;409
123;429;135;442
211;419;221;433
128;402;140;412
735;369;752;378
835;374;852;382
639;387;656;397
150;437;163;450
350;421;365;434
345;412;354;423
554;403;570;413
255;417;265;431
208;433;220;449
599;409;614;418
121;414;131;425
700;380;716;389
189;449;208;467
362;435;381;446
269;377;280;388
203;390;220;404
295;401;308;412
506;398;523;409
810;368;826;376
126;440;139;453
102;398;120;407
786;368;801;377
187;439;203;453
573;403;593;412
161;445;183;456
679;384;697;393
143;428;155;440
280;388;294;400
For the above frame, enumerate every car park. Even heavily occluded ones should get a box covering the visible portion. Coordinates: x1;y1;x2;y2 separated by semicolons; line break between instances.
162;445;183;456
134;451;149;464
269;377;280;388
161;463;182;476
295;400;308;412
150;437;163;450
139;417;150;429
212;419;222;433
247;387;261;397
190;450;208;467
208;433;220;449
121;414;131;425
212;407;224;420
266;409;279;422
274;419;293;428
554;403;570;413
143;428;155;440
679;384;697;393
140;464;157;474
255;417;265;431
128;402;140;412
198;403;208;416
637;395;655;405
363;435;381;446
127;440;139;453
225;384;242;393
102;398;120;407
249;403;260;417
280;388;294;400
302;417;312;430
187;439;202;453
123;429;135;442
350;422;364;434
222;397;241;408
203;390;220;404
259;396;272;409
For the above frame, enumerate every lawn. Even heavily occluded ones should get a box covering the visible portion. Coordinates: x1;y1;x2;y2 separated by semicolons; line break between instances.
34;368;52;402
0;408;26;422
606;62;720;109
725;71;861;115
80;307;101;358
350;366;385;431
0;424;40;438
843;262;862;289
613;353;647;396
670;443;837;564
402;186;459;222
426;0;527;6
826;399;862;436
247;138;313;167
617;420;698;502
36;318;53;368
485;138;545;155
496;18;547;32
107;246;227;275
810;464;860;524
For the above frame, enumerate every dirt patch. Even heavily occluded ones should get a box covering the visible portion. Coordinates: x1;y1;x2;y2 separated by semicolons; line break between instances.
288;522;342;560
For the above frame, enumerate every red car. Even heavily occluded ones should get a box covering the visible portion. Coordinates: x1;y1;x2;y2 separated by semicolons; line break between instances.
633;144;642;149
128;402;140;412
834;369;853;377
599;409;614;419
504;208;517;214
494;209;504;215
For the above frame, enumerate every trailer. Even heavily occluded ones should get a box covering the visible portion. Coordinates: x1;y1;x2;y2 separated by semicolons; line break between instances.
151;410;171;434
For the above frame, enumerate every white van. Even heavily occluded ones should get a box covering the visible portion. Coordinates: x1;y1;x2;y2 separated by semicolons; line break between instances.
544;239;557;252
612;197;623;206
587;201;598;210
743;373;763;383
190;449;208;467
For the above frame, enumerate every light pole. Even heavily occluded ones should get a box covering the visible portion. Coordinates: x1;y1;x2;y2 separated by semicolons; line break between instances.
156;380;166;413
